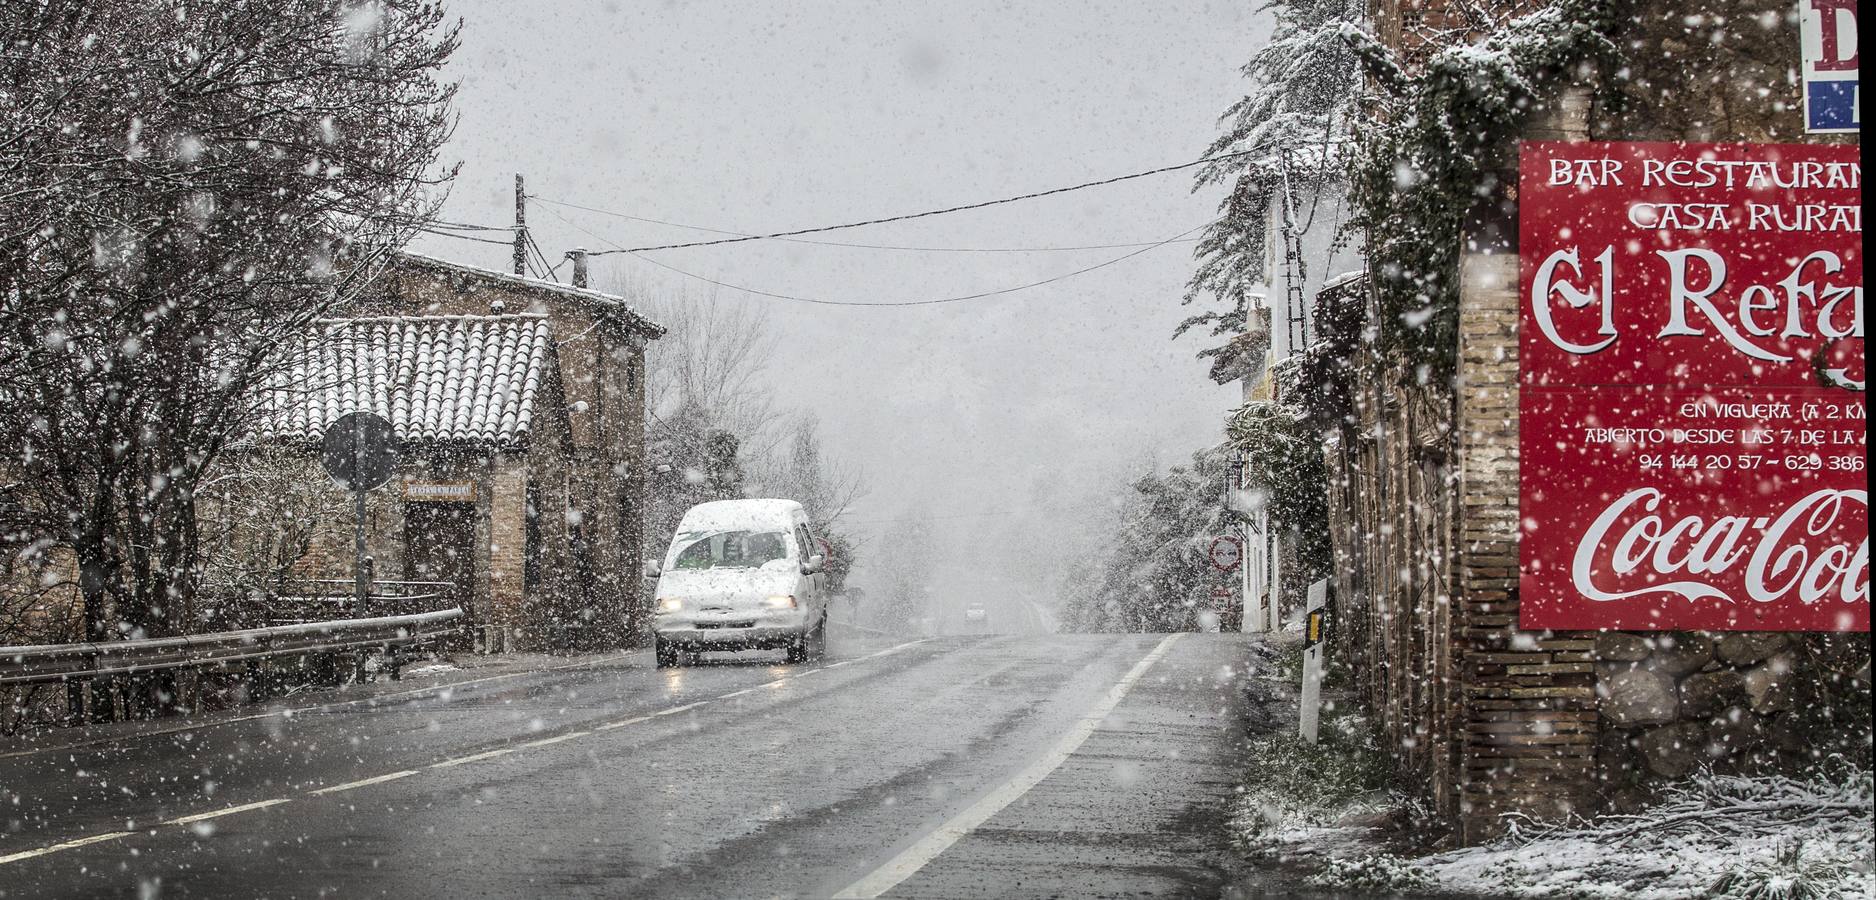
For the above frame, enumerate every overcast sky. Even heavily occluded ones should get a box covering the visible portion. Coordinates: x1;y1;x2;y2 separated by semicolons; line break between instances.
407;0;1273;621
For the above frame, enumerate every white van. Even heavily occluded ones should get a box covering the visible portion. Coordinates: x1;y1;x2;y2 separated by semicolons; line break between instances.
645;499;829;668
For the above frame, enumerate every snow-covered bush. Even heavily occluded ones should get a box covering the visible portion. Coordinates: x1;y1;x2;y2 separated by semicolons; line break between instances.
1228;402;1330;580
1302;764;1875;899
1232;710;1398;844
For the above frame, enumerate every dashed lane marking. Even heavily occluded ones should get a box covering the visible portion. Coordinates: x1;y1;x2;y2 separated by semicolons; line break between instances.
519;730;591;749
427;747;517;769
0;639;932;868
0;831;134;865
0;651;640;762
164;798;292;826
831;634;1183;899
309;771;418;795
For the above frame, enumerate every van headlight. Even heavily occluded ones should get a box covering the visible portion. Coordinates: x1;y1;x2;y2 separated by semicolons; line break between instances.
762;595;797;609
656;597;684;613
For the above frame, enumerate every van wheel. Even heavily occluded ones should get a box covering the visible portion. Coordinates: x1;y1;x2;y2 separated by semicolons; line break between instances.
655;638;682;669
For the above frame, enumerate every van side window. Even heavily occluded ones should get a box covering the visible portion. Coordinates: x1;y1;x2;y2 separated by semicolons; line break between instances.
796;525;815;559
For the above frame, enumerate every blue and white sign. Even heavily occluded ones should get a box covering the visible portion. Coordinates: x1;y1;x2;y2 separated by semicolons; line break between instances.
1801;0;1860;133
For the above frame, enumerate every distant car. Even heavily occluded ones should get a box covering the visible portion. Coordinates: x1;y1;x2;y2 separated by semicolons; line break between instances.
962;602;990;634
645;499;829;668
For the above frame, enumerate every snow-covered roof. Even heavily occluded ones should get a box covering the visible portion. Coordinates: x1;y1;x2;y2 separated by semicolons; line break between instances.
1320;270;1366;292
676;499;805;533
257;313;558;450
397;251;665;338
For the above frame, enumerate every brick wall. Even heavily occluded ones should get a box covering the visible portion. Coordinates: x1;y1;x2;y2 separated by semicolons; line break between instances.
1339;0;1868;842
370;256;658;648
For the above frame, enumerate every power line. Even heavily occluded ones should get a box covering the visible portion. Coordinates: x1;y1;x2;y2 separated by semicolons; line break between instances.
535;203;1210;308
428;219;515;233
524;230;561;283
531;196;1204;254
552;150;1256;255
415;226;514;247
838;502;1121;527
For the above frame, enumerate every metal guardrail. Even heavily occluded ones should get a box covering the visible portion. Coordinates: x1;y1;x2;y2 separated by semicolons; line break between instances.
0;607;464;686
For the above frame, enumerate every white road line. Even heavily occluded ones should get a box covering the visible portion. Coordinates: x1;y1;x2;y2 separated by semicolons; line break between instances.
520;730;591;749
594;715;653;731
831;634;1182;900
0;638;938;868
428;746;518;769
309;771;418;795
0;651;638;761
0;831;133;865
164;798;291;826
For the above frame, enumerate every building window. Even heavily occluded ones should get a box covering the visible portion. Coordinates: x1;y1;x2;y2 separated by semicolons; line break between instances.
524;482;542;592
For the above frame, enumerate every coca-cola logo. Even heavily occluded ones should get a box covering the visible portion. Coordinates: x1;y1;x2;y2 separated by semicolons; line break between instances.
1570;487;1870;607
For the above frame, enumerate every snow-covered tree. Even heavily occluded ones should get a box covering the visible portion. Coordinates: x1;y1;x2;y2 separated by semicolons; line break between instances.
0;1;459;642
1181;0;1362;381
1061;446;1237;633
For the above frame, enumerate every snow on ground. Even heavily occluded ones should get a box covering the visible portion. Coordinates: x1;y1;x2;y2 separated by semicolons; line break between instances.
400;661;461;678
1236;756;1875;899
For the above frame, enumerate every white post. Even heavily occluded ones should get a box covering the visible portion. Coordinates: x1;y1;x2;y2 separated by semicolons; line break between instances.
1267;522;1283;632
1242;510;1268;633
1240;515;1258;632
1299;578;1327;743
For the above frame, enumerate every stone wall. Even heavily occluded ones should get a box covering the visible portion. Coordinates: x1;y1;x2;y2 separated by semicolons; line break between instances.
1324;0;1867;843
1596;632;1873;799
371;256;658;648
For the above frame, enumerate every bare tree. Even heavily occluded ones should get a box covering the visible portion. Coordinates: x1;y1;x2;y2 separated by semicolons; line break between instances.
751;412;867;591
600;276;764;556
865;516;934;634
601;273;868;590
0;0;459;643
193;447;353;626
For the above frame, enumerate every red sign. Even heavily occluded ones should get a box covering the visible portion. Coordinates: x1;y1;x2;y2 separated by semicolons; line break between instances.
1208;536;1244;573
1519;141;1866;632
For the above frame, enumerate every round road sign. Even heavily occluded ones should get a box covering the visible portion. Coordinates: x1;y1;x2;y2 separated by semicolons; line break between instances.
1208;535;1244;573
321;412;399;491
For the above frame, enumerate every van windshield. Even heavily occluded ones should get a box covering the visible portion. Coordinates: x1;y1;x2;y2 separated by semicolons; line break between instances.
671;530;790;570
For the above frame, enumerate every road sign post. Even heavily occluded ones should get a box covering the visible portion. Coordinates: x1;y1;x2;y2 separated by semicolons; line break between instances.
1299;578;1328;744
321;412;398;618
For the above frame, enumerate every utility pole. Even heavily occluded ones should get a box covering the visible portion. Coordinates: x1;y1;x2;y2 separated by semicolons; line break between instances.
568;248;590;288
512;173;528;276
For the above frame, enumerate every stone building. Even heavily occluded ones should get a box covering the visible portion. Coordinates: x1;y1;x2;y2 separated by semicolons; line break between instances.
252;252;663;651
1254;0;1869;843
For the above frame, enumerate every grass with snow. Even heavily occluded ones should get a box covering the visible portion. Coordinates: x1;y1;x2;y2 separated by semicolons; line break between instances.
1231;706;1403;851
1236;751;1875;899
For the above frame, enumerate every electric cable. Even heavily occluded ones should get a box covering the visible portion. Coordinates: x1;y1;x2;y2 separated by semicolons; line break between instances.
415;227;514;247
530;196;1204;254
551;150;1257;255
534;203;1211;308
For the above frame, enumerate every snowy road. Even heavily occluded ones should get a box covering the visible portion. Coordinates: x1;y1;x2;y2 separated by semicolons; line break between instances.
0;633;1301;898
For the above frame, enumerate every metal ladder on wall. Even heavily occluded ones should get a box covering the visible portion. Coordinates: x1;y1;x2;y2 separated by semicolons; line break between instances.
1277;149;1310;355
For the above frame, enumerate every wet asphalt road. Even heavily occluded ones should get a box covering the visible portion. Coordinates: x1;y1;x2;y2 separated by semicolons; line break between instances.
0;631;1293;899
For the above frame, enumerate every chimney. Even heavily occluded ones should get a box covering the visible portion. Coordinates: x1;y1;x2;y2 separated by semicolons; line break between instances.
568;248;589;288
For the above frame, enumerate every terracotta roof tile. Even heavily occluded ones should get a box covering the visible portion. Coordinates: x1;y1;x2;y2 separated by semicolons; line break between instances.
258;313;554;450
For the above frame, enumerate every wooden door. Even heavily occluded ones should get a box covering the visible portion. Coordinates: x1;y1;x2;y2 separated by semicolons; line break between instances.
404;502;477;616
